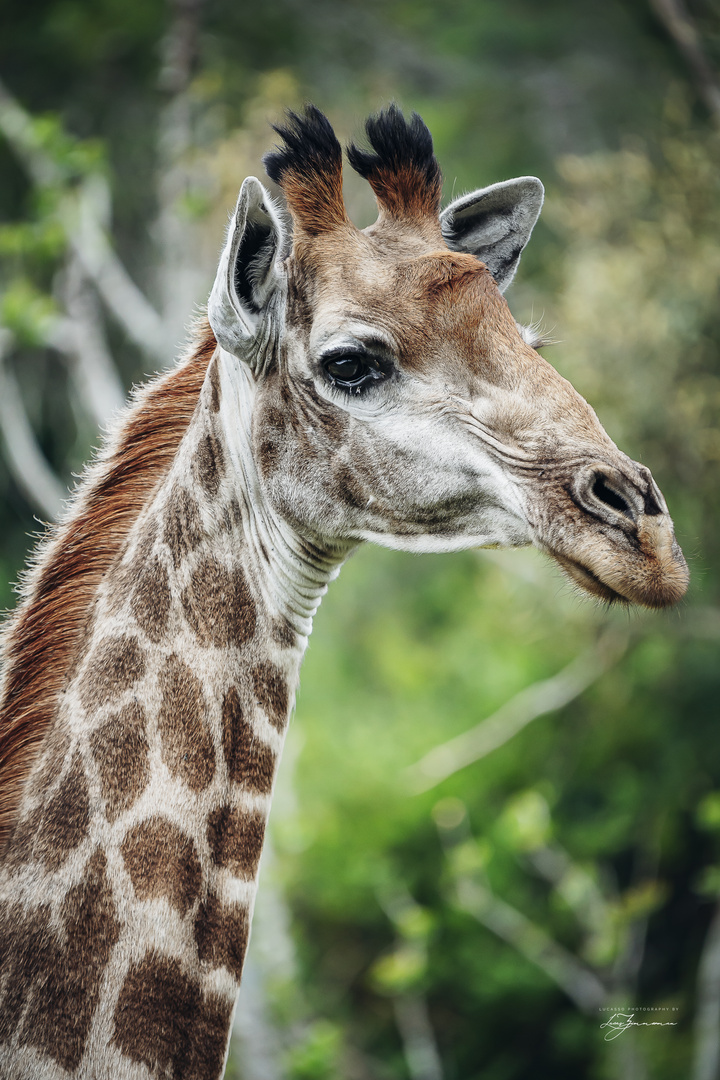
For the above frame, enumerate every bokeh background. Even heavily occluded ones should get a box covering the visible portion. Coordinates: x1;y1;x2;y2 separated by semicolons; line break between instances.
1;1;720;1077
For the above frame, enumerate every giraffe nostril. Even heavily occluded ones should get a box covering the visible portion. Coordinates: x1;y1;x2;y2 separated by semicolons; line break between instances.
591;473;635;521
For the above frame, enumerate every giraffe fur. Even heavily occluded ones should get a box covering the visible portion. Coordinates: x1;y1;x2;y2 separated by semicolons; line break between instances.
0;105;687;1078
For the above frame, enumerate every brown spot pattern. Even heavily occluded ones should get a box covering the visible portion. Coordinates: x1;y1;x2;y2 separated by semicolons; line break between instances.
208;357;221;412
334;464;368;511
300;383;350;440
222;686;275;794
28;722;70;799
194;893;250;979
259;438;280;477
252;662;290;731
285;262;314;331
258;402;288;473
0;318;216;855
90;701;149;821
158;654;215;791
108;522;157;613
221;498;243;534
121;817;201;915
271;618;297;649
112;954;231;1079
207;804;266;878
4;804;44;868
79;635;146;712
195;431;225;498
0;851;120;1070
181;558;256;648
164;484;203;568
0;899;53;1037
130;557;171;642
31;751;90;870
265;405;287;430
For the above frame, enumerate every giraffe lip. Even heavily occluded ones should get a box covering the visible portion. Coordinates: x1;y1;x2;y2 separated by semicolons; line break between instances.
552;553;628;604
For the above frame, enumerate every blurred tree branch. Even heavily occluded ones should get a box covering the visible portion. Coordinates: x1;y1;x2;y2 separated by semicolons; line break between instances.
155;0;211;354
392;996;444;1080
437;803;660;1078
525;843;610;940
374;884;445;1080
649;0;720;122
0;330;66;519
0;54;209;520
406;628;628;793
54;256;126;425
0;78;167;361
693;898;720;1080
158;0;206;96
454;871;608;1014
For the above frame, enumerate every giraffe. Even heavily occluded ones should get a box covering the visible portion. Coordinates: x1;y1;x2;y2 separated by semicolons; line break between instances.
0;105;687;1079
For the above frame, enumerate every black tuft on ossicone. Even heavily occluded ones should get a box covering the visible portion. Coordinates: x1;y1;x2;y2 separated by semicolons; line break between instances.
263;105;342;186
346;105;442;214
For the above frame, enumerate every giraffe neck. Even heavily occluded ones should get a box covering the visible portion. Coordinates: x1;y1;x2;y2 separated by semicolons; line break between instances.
215;346;349;636
0;353;344;1079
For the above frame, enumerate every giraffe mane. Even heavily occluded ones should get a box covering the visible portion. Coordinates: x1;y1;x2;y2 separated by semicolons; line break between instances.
346;104;443;220
0;317;217;854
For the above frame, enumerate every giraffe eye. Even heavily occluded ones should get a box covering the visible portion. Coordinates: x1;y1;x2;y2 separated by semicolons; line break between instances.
322;350;389;394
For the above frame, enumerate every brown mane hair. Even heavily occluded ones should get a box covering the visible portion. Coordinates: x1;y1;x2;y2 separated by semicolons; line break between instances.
0;318;217;853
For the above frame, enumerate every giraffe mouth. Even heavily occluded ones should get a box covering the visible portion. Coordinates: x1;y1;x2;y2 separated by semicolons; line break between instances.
551;553;628;605
550;541;688;609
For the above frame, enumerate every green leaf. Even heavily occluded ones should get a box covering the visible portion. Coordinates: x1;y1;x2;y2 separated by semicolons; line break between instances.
0;280;58;346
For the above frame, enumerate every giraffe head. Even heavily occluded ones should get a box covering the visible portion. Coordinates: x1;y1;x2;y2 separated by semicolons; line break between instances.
207;106;688;608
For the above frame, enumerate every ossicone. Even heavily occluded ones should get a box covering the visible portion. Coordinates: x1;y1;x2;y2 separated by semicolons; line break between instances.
263;105;348;236
262;104;444;236
346;104;442;220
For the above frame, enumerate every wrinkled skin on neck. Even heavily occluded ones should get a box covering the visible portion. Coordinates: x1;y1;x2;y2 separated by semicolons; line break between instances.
245;219;687;609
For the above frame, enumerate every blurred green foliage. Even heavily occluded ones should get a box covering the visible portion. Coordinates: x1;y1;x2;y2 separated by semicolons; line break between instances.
2;1;720;1078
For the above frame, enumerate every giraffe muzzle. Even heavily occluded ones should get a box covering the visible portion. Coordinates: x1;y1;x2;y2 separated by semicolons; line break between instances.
547;463;689;608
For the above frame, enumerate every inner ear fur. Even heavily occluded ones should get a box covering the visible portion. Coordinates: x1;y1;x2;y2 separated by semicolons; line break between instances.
440;177;544;292
207;176;286;360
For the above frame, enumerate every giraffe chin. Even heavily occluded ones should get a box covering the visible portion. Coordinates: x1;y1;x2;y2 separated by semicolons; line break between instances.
551;551;689;609
552;554;627;605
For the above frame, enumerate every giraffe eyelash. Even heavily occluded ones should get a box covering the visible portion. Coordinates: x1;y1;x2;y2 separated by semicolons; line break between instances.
320;349;394;395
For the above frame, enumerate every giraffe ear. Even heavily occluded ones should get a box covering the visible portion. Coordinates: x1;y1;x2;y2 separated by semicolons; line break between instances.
208;176;287;359
440;177;544;292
